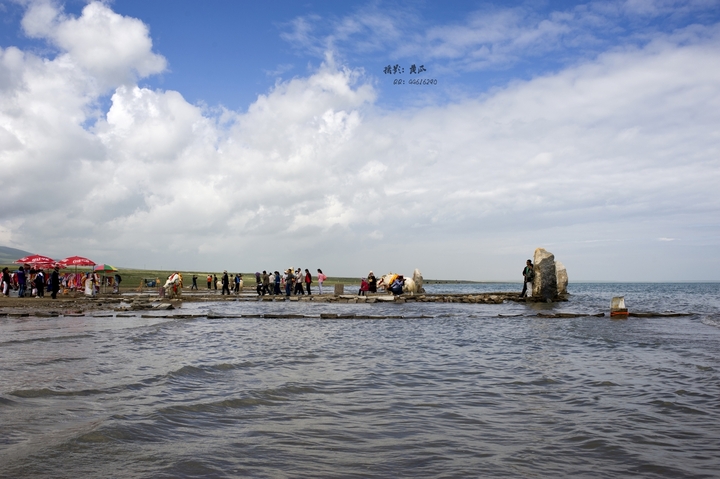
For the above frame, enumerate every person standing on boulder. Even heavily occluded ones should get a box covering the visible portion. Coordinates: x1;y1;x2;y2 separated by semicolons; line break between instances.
520;259;534;298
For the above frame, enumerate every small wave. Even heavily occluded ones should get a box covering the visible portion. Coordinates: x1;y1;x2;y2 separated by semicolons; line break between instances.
0;418;105;469
700;315;720;329
651;400;708;415
577;438;621;452
10;387;108;398
75;430;117;444
154;383;319;418
167;365;208;379
508;377;562;387
254;384;319;401
159;396;276;416
592;380;619;387
0;333;94;347
27;356;87;366
211;361;256;371
164;361;258;380
8;376;165;399
0;396;18;407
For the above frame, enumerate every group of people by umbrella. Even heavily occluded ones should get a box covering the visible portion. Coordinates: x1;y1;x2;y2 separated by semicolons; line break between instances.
1;254;121;299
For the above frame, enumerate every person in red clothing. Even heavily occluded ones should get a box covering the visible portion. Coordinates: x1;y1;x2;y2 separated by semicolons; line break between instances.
359;278;369;296
304;269;312;295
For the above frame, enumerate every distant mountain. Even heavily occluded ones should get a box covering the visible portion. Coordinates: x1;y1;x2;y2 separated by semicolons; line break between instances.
0;245;33;264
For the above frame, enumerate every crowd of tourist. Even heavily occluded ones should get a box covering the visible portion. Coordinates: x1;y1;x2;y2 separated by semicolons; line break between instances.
1;265;122;299
187;269;383;297
1;263;407;299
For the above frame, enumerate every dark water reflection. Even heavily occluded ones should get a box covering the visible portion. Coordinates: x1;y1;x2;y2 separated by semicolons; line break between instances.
1;283;719;478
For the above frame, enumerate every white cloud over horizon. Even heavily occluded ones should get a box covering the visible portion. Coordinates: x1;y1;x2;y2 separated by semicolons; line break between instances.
0;1;719;281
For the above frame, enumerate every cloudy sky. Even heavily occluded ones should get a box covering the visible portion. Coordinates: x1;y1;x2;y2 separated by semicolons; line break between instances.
1;0;719;281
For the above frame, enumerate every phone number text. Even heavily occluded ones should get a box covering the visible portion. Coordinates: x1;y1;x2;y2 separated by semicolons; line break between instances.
393;79;438;85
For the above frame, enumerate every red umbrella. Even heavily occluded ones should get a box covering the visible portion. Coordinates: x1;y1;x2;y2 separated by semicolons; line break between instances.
59;256;96;267
59;256;95;291
14;254;56;265
33;262;61;269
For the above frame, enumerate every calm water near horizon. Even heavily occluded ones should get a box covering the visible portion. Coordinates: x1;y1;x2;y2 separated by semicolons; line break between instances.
1;283;719;478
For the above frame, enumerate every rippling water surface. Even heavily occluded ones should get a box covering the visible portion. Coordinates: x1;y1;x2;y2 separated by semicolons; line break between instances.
1;283;719;478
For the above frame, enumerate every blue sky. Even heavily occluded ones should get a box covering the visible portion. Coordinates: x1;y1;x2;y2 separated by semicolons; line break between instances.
7;0;717;109
1;0;719;280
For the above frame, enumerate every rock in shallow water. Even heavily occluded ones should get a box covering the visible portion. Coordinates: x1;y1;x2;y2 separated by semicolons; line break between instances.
556;261;568;295
532;248;558;301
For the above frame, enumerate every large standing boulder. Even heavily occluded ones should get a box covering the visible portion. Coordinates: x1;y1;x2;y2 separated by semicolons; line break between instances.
556;261;568;295
412;269;425;294
532;248;558;301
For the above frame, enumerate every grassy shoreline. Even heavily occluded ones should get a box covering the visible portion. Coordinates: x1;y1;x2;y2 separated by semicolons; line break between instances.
0;264;495;287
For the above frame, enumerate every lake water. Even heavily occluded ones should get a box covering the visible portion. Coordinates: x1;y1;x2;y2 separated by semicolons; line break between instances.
1;283;719;478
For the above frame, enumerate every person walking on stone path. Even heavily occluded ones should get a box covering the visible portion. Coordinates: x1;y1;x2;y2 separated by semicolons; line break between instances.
114;273;122;293
50;266;60;299
520;259;534;298
268;271;276;295
274;271;281;295
191;274;198;290
221;271;230;295
284;269;294;296
317;269;326;294
294;268;305;295
368;271;377;293
207;274;212;289
304;269;312;295
213;274;218;291
262;271;270;295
